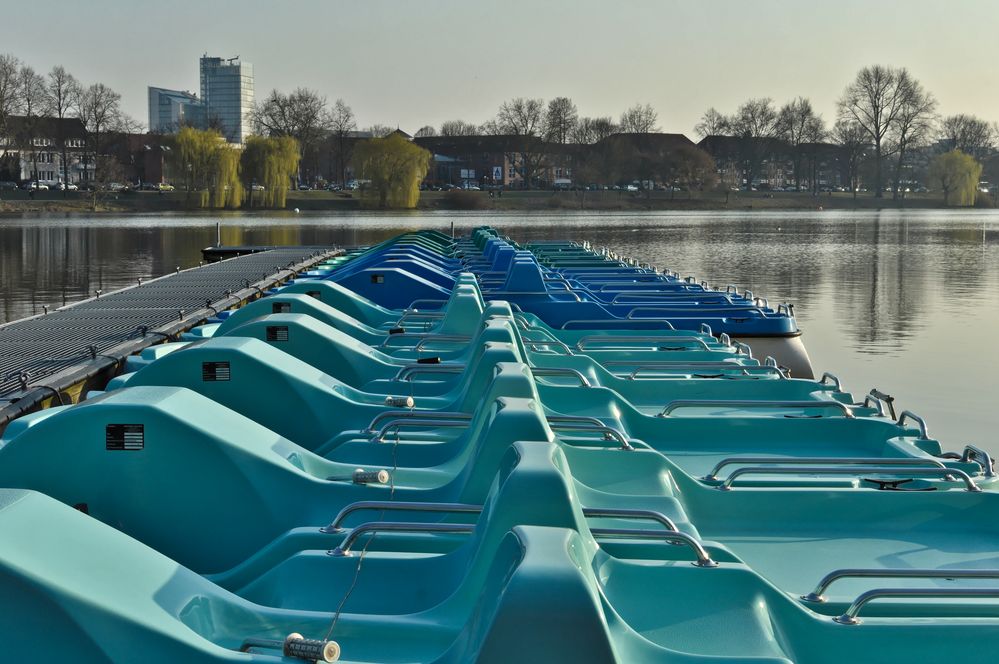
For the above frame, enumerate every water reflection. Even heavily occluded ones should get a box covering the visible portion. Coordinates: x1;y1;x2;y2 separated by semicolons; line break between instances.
1;210;997;450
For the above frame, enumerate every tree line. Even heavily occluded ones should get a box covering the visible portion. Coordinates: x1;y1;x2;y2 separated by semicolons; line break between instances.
694;65;996;200
0;54;139;195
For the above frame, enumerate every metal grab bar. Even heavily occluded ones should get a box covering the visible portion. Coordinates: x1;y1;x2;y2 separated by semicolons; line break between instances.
704;456;947;481
581;507;679;532
658;399;855;418
610;292;734;304
528;367;592;387
558;319;676;330
834;588;999;625
323;501;483;533
777;303;793;316
575;336;711;351
330;521;475;556
371;419;471;442
859;393;888;417
629;365;788;380
898;410;930;440
699;323;713;336
405;299;449;310
802;568;999;603
523;339;575;355
588;527;718;567
547;421;634;451
719;333;732;347
725;284;738;294
395;311;446;326
819;372;843;391
963;445;997;478
394;364;466;381
365;410;472;433
481;289;583;302
733;341;753;358
414;334;473;351
717;466;981;491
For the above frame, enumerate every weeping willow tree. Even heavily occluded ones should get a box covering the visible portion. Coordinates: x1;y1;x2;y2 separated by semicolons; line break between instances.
353;133;431;208
171;127;242;209
241;135;300;208
928;150;982;206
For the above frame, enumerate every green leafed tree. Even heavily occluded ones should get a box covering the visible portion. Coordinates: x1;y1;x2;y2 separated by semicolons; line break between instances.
353;133;431;209
171;126;242;209
241;135;300;208
928;150;981;206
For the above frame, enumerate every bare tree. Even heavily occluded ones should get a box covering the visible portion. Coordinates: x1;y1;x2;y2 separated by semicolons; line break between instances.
619;103;659;133
328;99;356;185
838;65;909;198
569;116;617;144
496;98;546;188
0;54;21;147
832;119;868;199
250;87;332;183
497;97;545;136
728;98;784;188
940;114;995;160
414;125;436;137
439;119;479;136
543;96;577;144
694;107;728;138
76;82;123;205
779;98;825;189
366;124;394;138
44;65;82;192
887;72;936;200
17;65;46;182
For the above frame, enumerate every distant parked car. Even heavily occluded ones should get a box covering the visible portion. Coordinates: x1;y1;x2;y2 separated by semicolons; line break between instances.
139;182;159;191
157;183;175;192
0;180;19;190
107;182;126;192
325;183;340;191
23;181;49;191
251;184;265;191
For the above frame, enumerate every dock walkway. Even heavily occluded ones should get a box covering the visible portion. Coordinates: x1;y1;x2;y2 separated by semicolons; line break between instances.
0;245;339;429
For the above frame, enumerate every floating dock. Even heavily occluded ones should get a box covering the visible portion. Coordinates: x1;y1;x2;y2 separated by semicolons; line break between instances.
0;245;339;430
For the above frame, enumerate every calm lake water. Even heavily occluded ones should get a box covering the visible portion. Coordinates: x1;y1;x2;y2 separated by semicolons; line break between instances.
2;210;997;456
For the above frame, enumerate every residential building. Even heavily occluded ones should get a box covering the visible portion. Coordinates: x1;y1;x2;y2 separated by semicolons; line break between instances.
147;87;205;134
0;116;91;184
199;55;254;144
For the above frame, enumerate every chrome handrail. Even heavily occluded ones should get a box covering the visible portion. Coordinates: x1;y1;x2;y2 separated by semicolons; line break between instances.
963;445;997;478
547;420;634;451
588;527;717;567
365;410;472;433
802;568;999;603
658;399;855;418
414;334;473;351
725;284;738;294
699;323;713;336
576;335;711;351
371;418;471;442
523;339;575;355
323;501;482;533
394;364;466;381
819;372;843;391
897;410;930;440
777;303;792;316
629;365;788;380
859;393;888;417
704;456;947;481
581;507;679;531
834;588;999;625
483;289;583;302
719;333;732;347
733;341;753;358
330;521;475;556
405;298;449;310
718;466;980;491
558;319;676;330
528;367;592;387
394;311;446;326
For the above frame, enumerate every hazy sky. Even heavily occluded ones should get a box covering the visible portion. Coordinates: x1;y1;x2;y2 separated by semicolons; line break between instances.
8;0;998;137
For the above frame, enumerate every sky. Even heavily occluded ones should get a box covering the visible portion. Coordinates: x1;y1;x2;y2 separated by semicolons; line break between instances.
6;0;998;137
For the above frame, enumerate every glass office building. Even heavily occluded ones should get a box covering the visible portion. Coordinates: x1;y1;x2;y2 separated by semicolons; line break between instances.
147;87;206;134
199;56;254;144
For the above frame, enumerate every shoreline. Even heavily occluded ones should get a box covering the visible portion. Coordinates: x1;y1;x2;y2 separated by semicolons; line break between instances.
0;190;986;216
